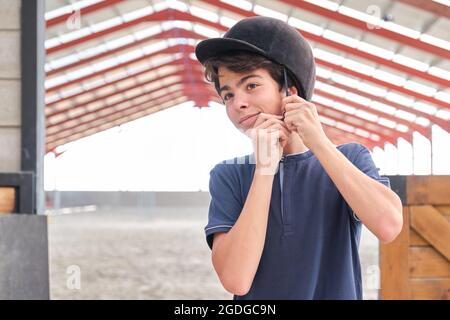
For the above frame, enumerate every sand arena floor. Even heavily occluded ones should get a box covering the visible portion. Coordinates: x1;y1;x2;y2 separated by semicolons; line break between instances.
48;206;379;299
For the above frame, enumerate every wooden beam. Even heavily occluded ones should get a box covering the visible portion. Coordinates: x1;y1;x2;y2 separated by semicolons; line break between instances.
407;176;450;205
380;206;411;299
410;205;450;260
410;278;450;300
409;247;450;278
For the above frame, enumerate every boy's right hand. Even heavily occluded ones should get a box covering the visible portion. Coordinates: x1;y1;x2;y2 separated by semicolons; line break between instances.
244;113;291;175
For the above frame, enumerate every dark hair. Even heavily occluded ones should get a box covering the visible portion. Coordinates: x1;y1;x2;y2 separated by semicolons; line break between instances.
203;50;296;99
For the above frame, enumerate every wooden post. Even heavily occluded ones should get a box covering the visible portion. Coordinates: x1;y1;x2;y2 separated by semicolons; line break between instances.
380;206;411;299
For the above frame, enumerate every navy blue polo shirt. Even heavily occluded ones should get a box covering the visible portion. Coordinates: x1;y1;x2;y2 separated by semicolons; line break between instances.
205;142;390;300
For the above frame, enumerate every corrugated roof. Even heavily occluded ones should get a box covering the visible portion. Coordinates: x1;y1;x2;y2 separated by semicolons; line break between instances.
45;0;450;153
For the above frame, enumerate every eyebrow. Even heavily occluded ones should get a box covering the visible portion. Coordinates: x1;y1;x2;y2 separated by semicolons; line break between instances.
219;75;263;95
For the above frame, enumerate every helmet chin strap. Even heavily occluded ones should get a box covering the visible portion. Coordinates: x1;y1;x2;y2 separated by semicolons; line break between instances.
283;67;291;98
282;66;290;120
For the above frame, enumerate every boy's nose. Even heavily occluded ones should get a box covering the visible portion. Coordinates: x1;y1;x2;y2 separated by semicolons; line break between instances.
230;92;250;110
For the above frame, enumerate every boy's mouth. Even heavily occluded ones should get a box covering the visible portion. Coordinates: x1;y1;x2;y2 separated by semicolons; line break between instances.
239;112;260;124
238;112;260;129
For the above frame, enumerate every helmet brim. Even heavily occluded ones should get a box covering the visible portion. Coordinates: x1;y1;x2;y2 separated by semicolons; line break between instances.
195;37;270;65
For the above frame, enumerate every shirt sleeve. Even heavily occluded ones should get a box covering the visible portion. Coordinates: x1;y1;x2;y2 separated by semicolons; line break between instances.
348;144;391;222
204;164;243;250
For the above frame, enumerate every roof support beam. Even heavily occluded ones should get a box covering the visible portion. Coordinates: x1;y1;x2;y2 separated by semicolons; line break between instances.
314;88;429;137
47;69;204;118
47;28;206;76
46;44;195;93
46;96;190;153
396;0;450;19
279;0;449;59
200;0;449;88
47;86;211;140
317;76;449;131
47;91;189;144
322;124;382;149
46;0;124;28
47;79;212;129
46;57;201;107
315;103;403;145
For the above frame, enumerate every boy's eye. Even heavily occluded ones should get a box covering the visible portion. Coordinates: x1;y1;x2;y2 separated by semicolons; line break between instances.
247;83;258;90
223;93;233;101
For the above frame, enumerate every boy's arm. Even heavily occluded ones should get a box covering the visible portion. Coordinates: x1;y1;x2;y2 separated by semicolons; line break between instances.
313;140;403;243
282;94;403;244
211;171;274;296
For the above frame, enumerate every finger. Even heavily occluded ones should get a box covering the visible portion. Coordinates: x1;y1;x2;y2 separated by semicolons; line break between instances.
267;127;288;146
253;112;284;128
258;118;286;130
267;122;290;138
282;94;306;105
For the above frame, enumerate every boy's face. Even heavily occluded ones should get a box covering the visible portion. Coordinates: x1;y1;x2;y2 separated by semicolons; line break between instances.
218;67;296;132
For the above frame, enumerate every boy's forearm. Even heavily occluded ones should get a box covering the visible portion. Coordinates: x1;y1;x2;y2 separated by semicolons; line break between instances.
213;169;274;295
313;140;403;243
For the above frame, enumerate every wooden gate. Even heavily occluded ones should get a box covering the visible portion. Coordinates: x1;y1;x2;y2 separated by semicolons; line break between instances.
380;176;450;300
0;187;15;214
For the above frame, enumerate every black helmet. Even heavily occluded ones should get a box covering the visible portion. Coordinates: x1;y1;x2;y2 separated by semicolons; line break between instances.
195;16;316;101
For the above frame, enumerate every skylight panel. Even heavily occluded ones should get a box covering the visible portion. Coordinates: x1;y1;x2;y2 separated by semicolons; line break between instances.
316;82;347;97
304;0;339;11
355;128;370;138
288;17;324;36
356;110;378;122
59;27;91;43
386;92;414;107
315;67;332;79
357;41;395;59
357;82;387;97
220;16;237;28
404;80;437;97
412;101;436;115
323;30;358;47
396;124;409;132
392;54;428;71
372;69;406;86
122;6;154;21
415;117;430;127
221;0;253;11
254;5;287;21
435;91;450;103
420;33;450;50
333;102;356;114
313;48;345;65
370;101;396;115
344;92;371;106
91;16;123;33
378;117;397;128
190;5;219;22
395;109;417;121
435;109;450;120
342;59;375;76
313;95;335;107
330;73;360;88
167;0;188;12
194;24;220;38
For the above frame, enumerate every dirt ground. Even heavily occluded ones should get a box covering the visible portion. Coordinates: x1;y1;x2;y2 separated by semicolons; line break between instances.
48;206;379;299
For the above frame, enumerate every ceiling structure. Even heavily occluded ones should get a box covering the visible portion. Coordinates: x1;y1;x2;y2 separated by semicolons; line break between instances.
45;0;450;153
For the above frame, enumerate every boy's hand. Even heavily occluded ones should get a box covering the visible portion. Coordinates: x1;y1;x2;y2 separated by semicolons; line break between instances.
281;95;329;151
244;113;290;175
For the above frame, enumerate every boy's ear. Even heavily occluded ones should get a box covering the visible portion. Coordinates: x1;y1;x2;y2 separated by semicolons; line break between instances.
289;86;298;95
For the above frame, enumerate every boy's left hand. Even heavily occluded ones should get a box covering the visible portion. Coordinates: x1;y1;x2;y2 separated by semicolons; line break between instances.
282;94;330;151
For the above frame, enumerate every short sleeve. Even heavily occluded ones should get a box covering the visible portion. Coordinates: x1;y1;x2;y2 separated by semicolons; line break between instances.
204;164;243;250
348;144;391;222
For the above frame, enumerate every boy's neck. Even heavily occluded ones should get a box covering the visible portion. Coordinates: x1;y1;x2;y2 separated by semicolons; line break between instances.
283;131;309;155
